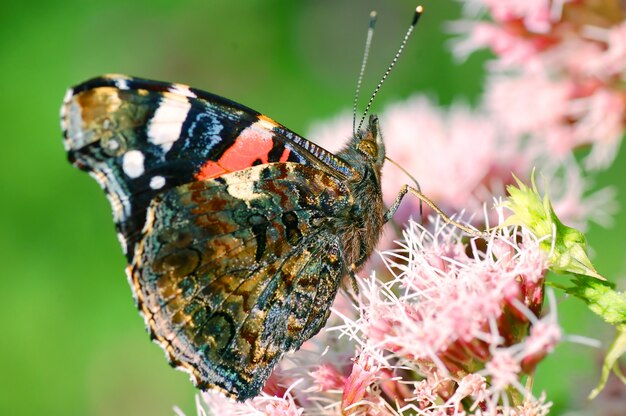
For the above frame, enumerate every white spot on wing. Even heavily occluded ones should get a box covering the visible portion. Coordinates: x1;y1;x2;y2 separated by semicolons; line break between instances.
116;78;130;90
122;150;145;178
169;83;197;98
224;166;264;202
150;175;166;190
62;88;74;105
147;94;191;153
257;116;278;131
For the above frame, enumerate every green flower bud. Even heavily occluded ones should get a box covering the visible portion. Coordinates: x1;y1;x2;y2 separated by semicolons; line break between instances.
504;173;604;280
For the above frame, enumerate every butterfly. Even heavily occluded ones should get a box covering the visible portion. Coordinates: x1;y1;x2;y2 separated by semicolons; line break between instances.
61;8;426;402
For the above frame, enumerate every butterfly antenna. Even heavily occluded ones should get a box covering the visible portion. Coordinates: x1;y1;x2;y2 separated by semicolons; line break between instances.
385;156;423;222
353;11;378;136
357;5;423;132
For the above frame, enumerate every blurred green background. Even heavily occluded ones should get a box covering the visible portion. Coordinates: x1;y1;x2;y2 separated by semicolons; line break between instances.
2;0;625;415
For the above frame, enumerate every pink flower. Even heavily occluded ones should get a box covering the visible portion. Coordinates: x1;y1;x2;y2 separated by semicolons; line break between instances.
353;218;550;367
583;22;626;78
521;318;562;372
573;88;626;169
451;0;626;169
452;374;488;402
341;352;380;414
464;0;556;28
508;393;552;416
448;21;542;65
485;350;522;391
309;363;346;392
484;74;571;143
412;379;440;408
198;388;303;416
330;211;561;413
261;396;304;416
450;0;564;67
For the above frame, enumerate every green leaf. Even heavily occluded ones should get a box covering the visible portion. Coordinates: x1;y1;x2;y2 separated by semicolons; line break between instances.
589;326;626;399
564;277;626;326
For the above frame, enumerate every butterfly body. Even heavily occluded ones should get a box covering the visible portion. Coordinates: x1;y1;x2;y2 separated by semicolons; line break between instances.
61;74;388;400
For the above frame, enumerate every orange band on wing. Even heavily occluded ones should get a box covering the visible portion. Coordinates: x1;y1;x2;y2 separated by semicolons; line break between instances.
278;147;291;163
196;161;227;180
195;121;275;180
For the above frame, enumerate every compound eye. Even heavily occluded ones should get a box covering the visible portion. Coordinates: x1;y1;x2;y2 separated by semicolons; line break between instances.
357;140;378;158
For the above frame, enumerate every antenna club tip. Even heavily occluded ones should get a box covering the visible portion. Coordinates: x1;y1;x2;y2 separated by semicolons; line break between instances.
368;10;378;27
412;5;424;25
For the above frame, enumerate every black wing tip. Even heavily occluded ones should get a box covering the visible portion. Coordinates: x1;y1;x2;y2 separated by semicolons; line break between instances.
68;74;181;96
69;74;131;93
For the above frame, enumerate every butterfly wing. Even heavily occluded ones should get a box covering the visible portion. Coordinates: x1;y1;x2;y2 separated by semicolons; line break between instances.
129;162;351;400
61;74;357;260
61;75;358;400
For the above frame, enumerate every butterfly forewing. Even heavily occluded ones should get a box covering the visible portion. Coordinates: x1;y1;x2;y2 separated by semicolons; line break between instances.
61;75;357;259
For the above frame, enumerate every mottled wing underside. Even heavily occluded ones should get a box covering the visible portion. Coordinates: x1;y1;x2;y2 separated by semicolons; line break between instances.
129;162;351;399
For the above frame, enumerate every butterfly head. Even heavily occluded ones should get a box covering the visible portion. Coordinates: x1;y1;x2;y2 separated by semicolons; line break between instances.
343;114;385;179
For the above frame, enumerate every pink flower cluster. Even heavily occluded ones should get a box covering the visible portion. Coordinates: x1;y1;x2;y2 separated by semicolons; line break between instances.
451;0;626;169
197;214;559;415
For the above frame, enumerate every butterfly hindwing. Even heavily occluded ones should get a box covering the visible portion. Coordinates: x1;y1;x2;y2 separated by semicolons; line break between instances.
129;162;351;399
61;75;357;260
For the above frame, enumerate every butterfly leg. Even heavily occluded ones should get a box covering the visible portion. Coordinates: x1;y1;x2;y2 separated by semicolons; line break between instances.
384;184;409;223
348;239;372;296
349;265;360;297
386;185;488;238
